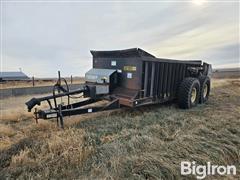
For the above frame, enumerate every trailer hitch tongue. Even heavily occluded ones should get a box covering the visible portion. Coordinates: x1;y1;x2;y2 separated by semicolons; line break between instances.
26;98;41;112
25;87;88;112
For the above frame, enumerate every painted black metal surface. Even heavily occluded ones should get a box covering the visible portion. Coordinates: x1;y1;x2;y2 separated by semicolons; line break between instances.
142;61;188;101
91;48;205;93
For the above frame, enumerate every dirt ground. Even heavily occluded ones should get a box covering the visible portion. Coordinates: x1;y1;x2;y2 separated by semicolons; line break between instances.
0;78;239;179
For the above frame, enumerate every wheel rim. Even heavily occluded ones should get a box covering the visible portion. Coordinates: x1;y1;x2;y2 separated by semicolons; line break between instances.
191;87;197;103
203;84;208;98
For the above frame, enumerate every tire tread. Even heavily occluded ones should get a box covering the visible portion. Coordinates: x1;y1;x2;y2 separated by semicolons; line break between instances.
178;77;200;109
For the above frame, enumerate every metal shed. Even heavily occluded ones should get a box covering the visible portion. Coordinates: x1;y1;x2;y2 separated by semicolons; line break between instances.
0;71;30;81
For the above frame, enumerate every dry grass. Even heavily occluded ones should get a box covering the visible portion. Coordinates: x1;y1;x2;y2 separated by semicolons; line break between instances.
0;78;239;179
0;94;52;122
0;125;16;138
0;109;31;123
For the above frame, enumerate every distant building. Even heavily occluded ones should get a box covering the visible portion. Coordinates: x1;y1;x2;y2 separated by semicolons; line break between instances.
0;71;30;81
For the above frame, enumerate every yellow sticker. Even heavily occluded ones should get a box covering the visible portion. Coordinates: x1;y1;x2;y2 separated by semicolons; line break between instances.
123;66;137;71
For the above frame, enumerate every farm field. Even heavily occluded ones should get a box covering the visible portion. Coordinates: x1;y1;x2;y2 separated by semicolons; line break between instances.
0;77;84;89
0;78;239;179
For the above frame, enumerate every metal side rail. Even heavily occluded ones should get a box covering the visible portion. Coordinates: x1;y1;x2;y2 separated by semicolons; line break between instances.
35;98;120;128
26;85;92;112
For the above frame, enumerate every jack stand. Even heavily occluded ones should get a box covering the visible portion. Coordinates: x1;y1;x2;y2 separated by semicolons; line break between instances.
58;104;64;129
34;108;38;124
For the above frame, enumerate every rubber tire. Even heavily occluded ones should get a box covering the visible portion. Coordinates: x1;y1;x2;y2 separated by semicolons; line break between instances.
198;76;211;104
178;77;200;109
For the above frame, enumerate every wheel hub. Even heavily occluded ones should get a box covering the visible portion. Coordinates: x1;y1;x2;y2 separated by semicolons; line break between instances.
191;87;197;103
203;84;208;98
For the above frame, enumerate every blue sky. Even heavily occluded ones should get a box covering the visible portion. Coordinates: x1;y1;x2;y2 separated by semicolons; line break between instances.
1;1;239;77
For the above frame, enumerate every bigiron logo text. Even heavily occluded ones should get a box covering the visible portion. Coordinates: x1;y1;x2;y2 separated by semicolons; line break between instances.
181;161;236;179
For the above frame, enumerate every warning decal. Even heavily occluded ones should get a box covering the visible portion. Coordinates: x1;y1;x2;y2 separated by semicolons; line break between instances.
123;66;136;71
